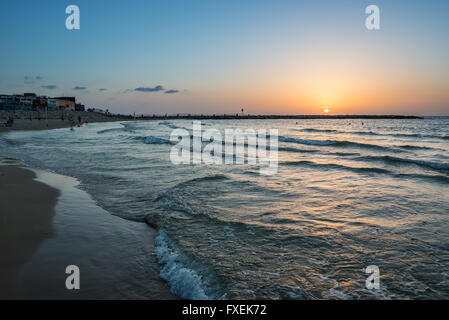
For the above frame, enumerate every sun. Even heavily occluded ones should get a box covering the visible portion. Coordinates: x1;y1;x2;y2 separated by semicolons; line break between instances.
324;108;329;113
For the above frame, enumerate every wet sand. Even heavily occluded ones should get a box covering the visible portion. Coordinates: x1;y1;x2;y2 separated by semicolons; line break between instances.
0;157;176;299
0;161;59;299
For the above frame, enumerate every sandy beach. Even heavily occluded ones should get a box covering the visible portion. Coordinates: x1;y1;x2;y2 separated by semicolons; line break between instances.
0;156;176;299
0;160;59;299
0;110;131;133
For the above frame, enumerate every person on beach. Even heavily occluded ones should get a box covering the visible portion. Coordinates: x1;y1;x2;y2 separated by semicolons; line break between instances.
78;115;81;125
61;113;64;121
5;117;14;127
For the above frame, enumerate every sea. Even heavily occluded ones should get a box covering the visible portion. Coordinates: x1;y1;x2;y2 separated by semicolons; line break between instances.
1;117;448;299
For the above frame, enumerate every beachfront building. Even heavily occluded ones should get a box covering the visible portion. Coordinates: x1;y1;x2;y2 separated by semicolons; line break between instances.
0;94;33;111
46;98;59;111
0;93;83;112
33;96;48;111
55;97;76;111
0;95;9;105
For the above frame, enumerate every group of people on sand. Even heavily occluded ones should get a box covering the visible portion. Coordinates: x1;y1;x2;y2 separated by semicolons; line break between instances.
1;117;14;127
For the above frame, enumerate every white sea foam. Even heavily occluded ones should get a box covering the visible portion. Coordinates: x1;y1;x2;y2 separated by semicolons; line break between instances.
155;230;222;300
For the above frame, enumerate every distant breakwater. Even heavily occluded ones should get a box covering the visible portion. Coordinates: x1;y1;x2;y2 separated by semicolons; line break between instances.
133;114;423;120
0;110;423;121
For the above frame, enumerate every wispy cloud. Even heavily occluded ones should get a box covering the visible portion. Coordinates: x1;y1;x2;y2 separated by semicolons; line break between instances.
73;86;88;91
164;89;179;94
24;75;43;84
98;88;107;91
135;85;165;93
40;85;57;90
24;76;42;80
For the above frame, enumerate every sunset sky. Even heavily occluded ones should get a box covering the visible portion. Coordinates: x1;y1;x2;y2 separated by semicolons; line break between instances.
1;0;448;115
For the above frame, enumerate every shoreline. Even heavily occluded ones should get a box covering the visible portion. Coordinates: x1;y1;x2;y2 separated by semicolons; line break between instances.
0;113;426;134
0;158;176;299
0;160;59;299
0;111;131;133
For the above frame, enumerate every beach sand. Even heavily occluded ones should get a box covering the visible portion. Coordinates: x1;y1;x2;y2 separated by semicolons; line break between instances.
0;119;80;132
0;160;59;299
0;156;176;299
0;111;130;133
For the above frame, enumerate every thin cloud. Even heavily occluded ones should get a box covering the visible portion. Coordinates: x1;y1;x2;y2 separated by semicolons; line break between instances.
41;85;57;90
98;88;107;91
24;76;42;80
165;89;179;94
135;85;165;92
73;86;88;91
24;76;43;84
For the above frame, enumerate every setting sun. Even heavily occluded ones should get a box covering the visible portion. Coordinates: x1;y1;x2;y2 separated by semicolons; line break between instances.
324;109;329;113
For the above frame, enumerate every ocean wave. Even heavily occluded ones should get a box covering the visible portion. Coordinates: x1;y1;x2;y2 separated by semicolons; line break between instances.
155;174;229;205
396;173;449;184
159;121;183;130
296;128;340;134
278;146;319;153
280;136;335;146
398;145;434;151
282;160;449;183
295;128;385;136
279;136;395;151
183;174;229;184
294;128;449;140
355;155;449;173
96;127;125;134
155;230;223;300
144;136;170;144
281;160;391;174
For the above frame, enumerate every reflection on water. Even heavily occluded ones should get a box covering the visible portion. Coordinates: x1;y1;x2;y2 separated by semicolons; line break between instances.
2;118;449;299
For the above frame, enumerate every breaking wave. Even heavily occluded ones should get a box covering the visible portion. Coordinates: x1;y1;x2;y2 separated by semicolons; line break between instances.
155;230;223;300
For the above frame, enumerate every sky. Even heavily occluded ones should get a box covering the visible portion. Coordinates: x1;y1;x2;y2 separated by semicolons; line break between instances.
0;0;448;115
